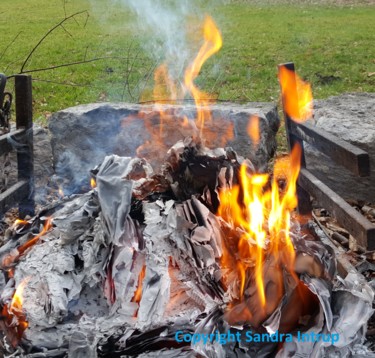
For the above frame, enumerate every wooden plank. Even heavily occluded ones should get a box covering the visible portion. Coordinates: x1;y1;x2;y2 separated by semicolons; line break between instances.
0;129;26;155
299;168;375;250
289;120;370;177
15;75;34;218
0;180;29;214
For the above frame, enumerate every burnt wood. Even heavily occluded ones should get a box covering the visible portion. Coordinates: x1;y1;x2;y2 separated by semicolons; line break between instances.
299;168;375;250
288;120;370;177
15;75;34;218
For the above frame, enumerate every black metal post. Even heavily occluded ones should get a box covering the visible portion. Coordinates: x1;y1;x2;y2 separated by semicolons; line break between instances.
15;74;34;218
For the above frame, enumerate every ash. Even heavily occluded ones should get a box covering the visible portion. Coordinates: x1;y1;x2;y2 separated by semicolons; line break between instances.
0;139;374;358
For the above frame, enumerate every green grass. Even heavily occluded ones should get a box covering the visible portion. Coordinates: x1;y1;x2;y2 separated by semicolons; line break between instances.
0;0;374;125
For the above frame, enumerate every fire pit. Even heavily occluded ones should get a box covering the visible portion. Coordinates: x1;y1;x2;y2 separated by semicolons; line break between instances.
0;15;374;358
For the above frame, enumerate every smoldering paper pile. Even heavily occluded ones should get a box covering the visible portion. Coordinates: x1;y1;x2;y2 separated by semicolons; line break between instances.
0;138;373;358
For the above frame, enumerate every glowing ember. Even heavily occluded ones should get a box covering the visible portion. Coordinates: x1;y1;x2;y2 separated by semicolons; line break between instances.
132;266;146;304
278;65;313;122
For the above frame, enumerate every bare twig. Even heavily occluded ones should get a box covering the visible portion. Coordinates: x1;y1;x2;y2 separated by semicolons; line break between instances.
0;32;22;61
9;56;147;77
125;46;142;101
60;25;73;38
137;59;160;102
32;78;97;88
20;10;89;73
121;41;134;101
62;0;67;18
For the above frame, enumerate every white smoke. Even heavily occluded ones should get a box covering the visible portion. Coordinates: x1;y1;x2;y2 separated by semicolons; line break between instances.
123;0;202;79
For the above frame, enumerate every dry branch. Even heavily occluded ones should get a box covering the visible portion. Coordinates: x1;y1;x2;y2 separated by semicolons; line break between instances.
19;10;89;74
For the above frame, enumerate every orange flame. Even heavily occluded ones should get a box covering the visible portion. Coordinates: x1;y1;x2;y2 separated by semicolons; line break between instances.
132;15;233;164
184;15;222;136
10;278;29;316
278;65;313;122
132;265;146;304
247;115;260;148
218;144;302;310
2;277;30;343
2;218;53;268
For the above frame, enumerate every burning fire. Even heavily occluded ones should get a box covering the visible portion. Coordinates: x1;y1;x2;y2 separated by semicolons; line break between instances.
278;65;313;122
218;65;313;320
1;277;30;344
219;143;301;306
90;177;97;189
184;15;222;136
134;15;232;163
2;218;53;268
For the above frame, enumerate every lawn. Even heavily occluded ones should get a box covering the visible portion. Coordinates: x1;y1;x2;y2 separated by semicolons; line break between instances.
0;0;374;124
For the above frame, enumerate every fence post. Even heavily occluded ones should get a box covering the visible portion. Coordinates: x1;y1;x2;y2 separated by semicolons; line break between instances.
278;62;312;215
15;74;34;218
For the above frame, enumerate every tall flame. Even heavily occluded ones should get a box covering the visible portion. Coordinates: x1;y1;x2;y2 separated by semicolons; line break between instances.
184;16;222;135
218;144;302;308
278;65;313;122
133;15;232;163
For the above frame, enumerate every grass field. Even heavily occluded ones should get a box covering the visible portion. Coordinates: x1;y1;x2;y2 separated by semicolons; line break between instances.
0;0;374;124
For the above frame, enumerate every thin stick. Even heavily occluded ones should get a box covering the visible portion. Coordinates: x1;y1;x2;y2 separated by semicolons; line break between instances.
20;10;89;73
9;56;146;77
0;32;22;61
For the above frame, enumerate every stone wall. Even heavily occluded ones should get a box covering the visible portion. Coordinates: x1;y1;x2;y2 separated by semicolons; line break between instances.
49;102;280;194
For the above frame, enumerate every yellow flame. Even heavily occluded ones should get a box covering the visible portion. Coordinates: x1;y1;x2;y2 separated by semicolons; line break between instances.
219;144;302;308
90;178;97;189
10;277;30;315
